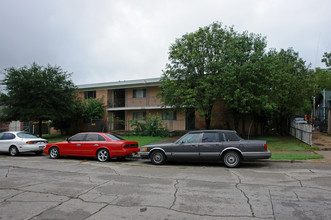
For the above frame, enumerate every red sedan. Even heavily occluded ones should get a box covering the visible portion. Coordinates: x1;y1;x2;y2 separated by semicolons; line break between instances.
44;132;139;162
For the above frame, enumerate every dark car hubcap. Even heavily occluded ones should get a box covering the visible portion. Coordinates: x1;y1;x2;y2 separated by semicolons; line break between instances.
223;151;240;168
152;151;165;165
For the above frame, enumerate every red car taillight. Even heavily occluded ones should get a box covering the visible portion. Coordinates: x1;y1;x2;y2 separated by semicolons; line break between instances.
264;144;267;151
124;144;139;148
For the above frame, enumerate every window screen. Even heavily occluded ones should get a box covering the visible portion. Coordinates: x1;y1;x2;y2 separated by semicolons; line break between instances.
133;89;146;98
133;112;146;120
162;111;177;120
84;91;96;100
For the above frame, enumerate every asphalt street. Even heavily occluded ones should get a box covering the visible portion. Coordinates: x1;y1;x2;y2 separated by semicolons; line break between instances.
1;154;331;220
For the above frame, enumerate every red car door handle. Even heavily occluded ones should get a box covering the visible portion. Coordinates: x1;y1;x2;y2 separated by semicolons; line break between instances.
94;144;99;146
77;144;81;146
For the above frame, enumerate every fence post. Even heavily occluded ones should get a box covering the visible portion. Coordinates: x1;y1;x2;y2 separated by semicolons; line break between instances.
328;109;331;135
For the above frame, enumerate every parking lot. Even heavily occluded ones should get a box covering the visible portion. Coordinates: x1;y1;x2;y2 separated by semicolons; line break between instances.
1;154;331;220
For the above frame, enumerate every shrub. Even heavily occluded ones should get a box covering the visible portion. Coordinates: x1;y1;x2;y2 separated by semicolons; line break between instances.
129;114;169;137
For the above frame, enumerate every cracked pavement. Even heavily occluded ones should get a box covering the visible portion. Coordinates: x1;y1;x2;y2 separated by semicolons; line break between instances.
1;155;331;219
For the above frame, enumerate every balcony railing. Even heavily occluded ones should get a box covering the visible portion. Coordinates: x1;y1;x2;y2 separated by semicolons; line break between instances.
108;98;125;108
108;97;161;108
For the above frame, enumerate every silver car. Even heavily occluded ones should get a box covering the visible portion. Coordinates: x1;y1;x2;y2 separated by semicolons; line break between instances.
0;131;47;156
139;130;271;168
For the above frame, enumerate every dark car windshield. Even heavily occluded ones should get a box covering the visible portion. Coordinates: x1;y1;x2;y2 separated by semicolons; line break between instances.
105;134;125;141
17;132;39;139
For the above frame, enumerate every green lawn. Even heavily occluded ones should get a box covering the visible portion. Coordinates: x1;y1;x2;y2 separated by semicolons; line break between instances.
271;153;323;160
256;136;319;152
256;136;323;160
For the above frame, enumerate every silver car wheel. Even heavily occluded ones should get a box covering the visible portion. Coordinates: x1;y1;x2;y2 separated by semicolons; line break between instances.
49;147;59;159
97;149;109;162
9;146;19;156
223;151;241;168
151;151;166;165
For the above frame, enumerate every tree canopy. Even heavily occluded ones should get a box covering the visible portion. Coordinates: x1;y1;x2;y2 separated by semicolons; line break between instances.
160;22;267;129
160;22;314;134
0;63;77;137
264;48;313;133
322;52;331;69
81;98;106;121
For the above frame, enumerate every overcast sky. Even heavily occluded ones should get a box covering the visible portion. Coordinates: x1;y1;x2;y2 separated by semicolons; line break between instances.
0;0;330;85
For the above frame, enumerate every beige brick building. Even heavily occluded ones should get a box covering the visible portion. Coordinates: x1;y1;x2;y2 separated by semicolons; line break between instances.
77;78;191;132
77;77;261;134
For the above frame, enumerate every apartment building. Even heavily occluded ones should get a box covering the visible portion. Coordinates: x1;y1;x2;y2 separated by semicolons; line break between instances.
77;78;195;132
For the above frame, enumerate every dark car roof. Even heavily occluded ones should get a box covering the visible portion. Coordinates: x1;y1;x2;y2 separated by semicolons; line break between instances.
188;130;236;134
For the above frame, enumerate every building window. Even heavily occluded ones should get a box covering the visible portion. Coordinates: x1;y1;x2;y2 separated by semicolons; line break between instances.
133;88;146;98
84;91;96;100
162;111;177;120
133;112;146;120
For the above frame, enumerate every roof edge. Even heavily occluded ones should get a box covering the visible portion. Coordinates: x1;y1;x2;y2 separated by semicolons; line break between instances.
77;77;161;90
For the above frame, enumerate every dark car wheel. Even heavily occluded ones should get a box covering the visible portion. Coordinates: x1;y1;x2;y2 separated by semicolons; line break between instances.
151;150;166;165
9;146;19;156
49;147;60;159
222;151;241;168
97;149;109;162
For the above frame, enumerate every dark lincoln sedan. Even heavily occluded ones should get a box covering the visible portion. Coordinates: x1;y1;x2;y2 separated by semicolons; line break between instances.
139;130;271;168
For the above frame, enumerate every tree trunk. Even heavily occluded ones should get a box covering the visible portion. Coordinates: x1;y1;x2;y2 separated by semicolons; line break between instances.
205;117;211;129
233;114;239;132
38;119;42;138
204;108;213;129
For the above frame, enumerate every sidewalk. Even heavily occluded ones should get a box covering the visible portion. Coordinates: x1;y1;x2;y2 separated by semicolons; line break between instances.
311;132;331;164
313;131;331;151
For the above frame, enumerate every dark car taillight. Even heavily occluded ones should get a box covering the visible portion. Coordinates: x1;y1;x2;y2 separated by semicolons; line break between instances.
264;144;267;151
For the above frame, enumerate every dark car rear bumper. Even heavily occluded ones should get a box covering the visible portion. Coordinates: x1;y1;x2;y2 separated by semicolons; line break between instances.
242;151;272;160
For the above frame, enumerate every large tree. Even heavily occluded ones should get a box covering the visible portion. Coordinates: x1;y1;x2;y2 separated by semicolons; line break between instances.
264;48;314;134
217;30;268;134
0;63;77;137
313;52;331;93
159;22;267;129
